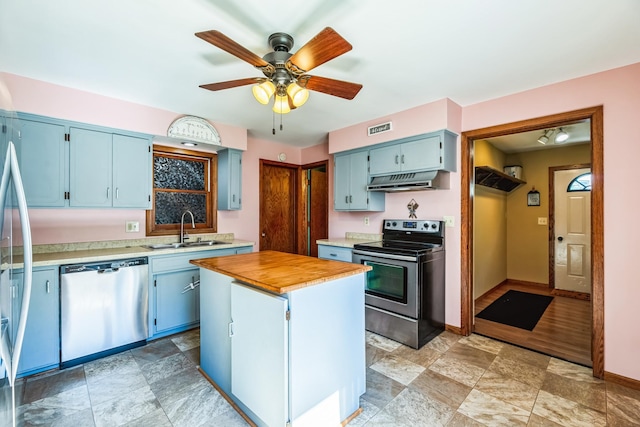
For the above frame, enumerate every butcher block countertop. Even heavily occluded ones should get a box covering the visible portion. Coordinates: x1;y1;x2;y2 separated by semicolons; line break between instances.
190;250;371;294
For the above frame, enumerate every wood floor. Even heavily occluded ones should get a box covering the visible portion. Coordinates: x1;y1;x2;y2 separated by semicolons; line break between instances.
474;281;592;367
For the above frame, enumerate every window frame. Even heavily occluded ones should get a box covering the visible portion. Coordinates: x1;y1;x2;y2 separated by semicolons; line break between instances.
145;145;218;236
567;172;592;192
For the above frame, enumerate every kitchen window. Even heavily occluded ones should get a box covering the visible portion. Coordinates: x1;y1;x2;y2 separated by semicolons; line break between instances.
146;145;217;236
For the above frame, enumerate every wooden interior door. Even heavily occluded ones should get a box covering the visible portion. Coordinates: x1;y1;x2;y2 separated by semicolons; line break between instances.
259;160;298;253
308;166;328;257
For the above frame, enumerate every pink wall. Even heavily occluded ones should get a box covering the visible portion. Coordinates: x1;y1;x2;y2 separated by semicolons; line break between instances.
328;62;640;381
327;98;464;334
462;62;640;382
6;61;640;381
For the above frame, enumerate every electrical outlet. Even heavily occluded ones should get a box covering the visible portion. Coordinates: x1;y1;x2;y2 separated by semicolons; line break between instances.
364;216;370;226
538;217;548;225
443;216;455;227
126;221;140;233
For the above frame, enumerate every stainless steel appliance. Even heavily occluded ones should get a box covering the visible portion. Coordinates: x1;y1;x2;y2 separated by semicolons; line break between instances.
60;257;148;368
353;219;445;349
0;96;33;427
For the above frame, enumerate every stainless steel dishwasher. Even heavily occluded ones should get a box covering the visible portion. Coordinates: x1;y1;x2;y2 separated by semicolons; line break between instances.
60;257;148;368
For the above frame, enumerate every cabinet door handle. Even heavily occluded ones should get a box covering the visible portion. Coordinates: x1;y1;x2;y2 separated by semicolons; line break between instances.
395;154;399;164
401;154;405;164
116;188;119;199
232;194;235;202
106;187;110;199
46;280;50;294
228;321;234;337
349;195;353;203
345;196;348;203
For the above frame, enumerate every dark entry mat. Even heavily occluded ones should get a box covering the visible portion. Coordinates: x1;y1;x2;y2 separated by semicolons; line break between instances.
476;290;553;331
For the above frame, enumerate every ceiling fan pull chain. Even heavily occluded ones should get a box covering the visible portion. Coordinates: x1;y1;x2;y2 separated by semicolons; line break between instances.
280;112;283;131
272;110;276;135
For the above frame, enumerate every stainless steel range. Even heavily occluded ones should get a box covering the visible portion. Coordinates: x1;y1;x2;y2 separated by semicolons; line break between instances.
352;219;445;349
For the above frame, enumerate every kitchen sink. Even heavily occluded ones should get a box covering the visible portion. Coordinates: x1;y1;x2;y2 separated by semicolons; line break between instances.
142;240;227;250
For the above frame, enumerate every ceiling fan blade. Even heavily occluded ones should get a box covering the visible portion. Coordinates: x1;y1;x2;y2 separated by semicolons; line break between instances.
287;27;352;73
200;77;263;91
302;75;362;100
196;30;271;69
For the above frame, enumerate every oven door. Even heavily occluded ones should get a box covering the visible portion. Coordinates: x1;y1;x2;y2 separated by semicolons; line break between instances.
352;250;419;319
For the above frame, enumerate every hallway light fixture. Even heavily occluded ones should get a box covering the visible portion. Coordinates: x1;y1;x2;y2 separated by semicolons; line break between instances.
555;128;569;143
538;130;553;144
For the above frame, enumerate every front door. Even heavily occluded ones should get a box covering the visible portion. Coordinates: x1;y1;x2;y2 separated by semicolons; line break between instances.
259;161;298;253
553;167;591;293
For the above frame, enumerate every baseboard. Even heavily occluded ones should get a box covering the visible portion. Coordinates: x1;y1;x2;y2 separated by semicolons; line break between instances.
506;278;549;288
474;279;509;302
445;324;464;335
604;371;640;391
551;288;591;301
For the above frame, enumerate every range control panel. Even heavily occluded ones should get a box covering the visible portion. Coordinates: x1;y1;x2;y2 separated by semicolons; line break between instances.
383;219;442;233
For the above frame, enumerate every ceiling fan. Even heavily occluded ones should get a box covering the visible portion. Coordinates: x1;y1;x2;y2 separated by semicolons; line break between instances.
195;27;363;115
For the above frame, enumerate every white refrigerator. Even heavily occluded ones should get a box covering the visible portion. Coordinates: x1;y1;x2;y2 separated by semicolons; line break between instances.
0;80;34;427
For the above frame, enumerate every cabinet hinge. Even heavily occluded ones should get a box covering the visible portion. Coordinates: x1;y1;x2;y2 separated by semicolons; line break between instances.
286;310;290;321
440;156;442;164
1;124;6;134
148;195;151;202
148;146;151;153
154;279;156;287
154;318;157;325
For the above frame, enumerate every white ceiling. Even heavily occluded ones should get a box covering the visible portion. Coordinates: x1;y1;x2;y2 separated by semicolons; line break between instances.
485;120;591;153
1;0;639;148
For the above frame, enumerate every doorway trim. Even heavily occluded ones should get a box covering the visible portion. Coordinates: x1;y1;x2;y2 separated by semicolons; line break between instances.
460;106;604;378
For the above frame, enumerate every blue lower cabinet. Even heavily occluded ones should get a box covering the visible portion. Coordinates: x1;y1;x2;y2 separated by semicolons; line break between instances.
18;267;60;377
150;247;251;339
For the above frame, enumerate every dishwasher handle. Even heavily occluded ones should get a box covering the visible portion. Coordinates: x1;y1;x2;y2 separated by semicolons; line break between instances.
97;268;120;274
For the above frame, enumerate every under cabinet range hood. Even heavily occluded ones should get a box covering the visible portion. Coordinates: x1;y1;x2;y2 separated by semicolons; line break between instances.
367;171;448;192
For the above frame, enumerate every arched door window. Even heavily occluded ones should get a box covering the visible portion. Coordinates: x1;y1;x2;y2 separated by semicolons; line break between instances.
567;172;592;192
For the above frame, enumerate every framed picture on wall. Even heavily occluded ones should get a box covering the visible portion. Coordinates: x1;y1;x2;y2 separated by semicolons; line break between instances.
527;188;540;206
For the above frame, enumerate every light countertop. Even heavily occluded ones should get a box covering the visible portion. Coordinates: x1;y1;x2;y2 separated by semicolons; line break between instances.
9;235;254;268
316;232;381;248
191;250;371;294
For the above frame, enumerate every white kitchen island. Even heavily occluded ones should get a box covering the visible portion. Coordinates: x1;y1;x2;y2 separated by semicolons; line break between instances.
191;250;371;427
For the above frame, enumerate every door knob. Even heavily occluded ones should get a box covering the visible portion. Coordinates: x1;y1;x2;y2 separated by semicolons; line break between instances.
261;232;266;237
557;236;564;242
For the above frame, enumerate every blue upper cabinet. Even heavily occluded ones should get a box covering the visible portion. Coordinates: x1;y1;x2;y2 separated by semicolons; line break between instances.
369;130;457;175
334;150;384;211
15;113;152;209
113;134;151;208
70;127;152;208
69;127;113;207
15;118;67;207
218;148;242;210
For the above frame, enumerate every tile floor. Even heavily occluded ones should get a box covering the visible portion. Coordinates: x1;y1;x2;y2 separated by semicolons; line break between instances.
9;328;640;426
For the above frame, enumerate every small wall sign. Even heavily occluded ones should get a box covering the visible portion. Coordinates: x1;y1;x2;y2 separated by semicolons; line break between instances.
367;121;392;136
527;187;541;206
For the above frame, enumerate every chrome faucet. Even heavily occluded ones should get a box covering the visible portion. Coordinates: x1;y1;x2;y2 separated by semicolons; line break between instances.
180;210;195;243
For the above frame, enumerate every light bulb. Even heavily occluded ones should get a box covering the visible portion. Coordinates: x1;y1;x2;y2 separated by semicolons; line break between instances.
286;83;309;107
272;94;291;114
555;128;569;143
252;81;275;105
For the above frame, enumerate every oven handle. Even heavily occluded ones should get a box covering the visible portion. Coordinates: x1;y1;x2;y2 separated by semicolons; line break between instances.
353;250;418;262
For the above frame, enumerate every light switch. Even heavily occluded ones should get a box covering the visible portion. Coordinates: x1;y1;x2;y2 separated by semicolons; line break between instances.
443;216;455;227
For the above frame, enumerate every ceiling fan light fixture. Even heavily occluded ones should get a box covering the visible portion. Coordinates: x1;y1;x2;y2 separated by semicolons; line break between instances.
272;94;291;114
252;80;276;105
555;128;569;143
287;82;309;107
